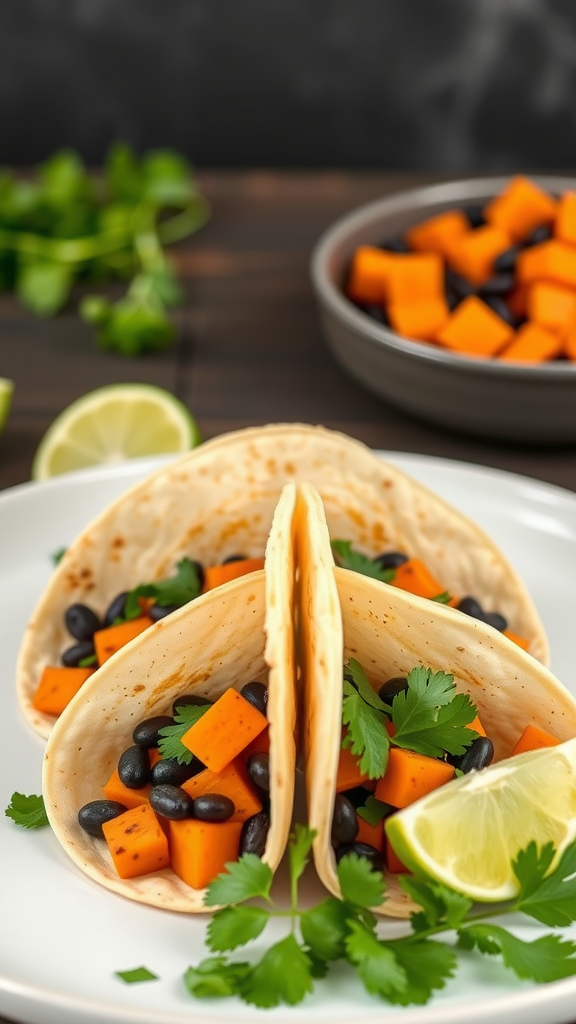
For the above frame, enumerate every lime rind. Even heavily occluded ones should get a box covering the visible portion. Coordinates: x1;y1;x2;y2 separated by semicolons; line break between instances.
0;378;14;433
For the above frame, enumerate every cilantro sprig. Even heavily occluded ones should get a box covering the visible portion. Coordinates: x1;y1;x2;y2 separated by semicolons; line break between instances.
331;540;394;582
123;557;202;620
184;827;576;1009
342;660;479;778
157;702;210;764
5;792;49;829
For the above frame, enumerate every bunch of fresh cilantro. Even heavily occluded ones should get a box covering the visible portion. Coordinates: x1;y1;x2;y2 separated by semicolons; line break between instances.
0;143;210;355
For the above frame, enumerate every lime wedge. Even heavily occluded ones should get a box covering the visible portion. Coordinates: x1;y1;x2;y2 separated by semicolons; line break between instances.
0;378;14;434
31;383;201;481
385;737;576;902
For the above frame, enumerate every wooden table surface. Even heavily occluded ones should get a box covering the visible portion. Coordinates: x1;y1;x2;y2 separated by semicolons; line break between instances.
1;172;575;1024
1;170;575;494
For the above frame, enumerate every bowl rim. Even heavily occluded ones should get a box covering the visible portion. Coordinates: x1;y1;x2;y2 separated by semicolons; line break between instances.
310;174;576;380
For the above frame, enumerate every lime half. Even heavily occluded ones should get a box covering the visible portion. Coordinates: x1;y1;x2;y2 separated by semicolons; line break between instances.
0;378;14;434
31;383;201;481
385;737;576;902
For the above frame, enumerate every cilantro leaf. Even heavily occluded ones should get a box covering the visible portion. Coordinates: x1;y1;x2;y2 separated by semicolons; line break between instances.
515;842;576;926
385;939;457;1005
17;260;72;317
345;659;391;712
391;667;478;757
400;876;473;930
204;853;274;907
461;924;576;983
430;591;451;604
337;852;387;908
5;792;49;829
300;897;355;961
356;795;392;826
341;662;391;780
115;966;158;984
331;540;394;582
207;906;269;952
51;546;67;565
289;824;315;907
123;557;202;620
157;704;209;764
239;934;314;1008
184;956;251;999
345;920;408;999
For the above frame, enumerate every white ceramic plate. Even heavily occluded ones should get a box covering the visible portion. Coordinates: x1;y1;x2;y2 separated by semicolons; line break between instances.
1;454;575;1024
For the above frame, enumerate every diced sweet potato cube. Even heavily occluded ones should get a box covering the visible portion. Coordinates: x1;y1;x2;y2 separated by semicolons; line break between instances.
93;616;154;665
182;756;262;822
387;299;449;342
356;815;384;851
507;284;529;320
564;324;576;361
385;832;411;873
510;724;561;756
502;629;531;651
466;715;487;737
390;557;445;599
241;725;271;761
201;557;265;593
499;323;563;363
435;296;513;357
484;176;557;241
555;191;576;245
346;246;393;305
169;818;243;890
375;748;455;808
181;687;267;772
102;803;170;879
445;225;511;286
103;767;151;809
336;733;371;792
405;210;469;257
32;665;95;716
516;240;576;290
527;282;576;333
385;253;444;304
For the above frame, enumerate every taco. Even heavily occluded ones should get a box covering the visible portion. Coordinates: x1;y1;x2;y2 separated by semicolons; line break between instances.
19;423;548;739
41;485;297;911
296;482;576;918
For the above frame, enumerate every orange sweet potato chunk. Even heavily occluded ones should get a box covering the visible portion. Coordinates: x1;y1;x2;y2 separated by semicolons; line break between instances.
390;558;445;599
564;324;576;361
405;210;469;257
445;225;511;286
387;299;449;342
32;666;95;716
436;296;513;357
356;816;384;851
527;282;576;333
346;246;393;305
516;240;576;289
182;756;262;822
484;176;557;241
499;322;563;363
169;818;243;890
375;747;455;808
336;733;371;792
385;253;444;304
102;803;170;879
103;767;151;809
93;616;154;665
201;557;265;594
510;724;561;756
181;687;267;772
555;191;576;245
384;833;411;874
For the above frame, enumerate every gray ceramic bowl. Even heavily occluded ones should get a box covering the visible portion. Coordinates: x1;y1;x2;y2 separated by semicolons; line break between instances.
310;176;576;443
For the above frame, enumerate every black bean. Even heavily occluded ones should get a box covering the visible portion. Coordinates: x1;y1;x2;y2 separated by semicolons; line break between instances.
65;603;101;641
104;591;129;626
149;784;194;820
133;715;174;748
481;610;508;631
378;237;410;253
464;204;485;228
151;755;206;786
222;554;247;564
524;224;552;246
193;794;235;822
378;677;409;702
240;811;270;857
150;603;181;621
339;785;377;809
444;285;459;311
335;841;385;873
247;753;270;792
458;736;495;773
118;745;150;788
483;295;521;328
331;794;359;845
172;694;213;716
372;551;409;571
457;595;485;619
78;799;127;837
494;246;521;274
480;273;515;296
241;681;268;717
445;270;476;300
363;303;389;325
61;640;95;667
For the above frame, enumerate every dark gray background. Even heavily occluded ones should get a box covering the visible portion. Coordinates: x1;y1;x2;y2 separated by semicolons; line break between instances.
2;0;576;170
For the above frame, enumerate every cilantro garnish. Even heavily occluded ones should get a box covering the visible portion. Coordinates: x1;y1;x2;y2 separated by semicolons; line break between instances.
51;546;67;565
430;591;452;604
184;828;576;1008
157;702;210;764
123;557;202;620
341;660;479;778
115;966;159;984
331;541;395;583
5;792;49;829
356;795;392;826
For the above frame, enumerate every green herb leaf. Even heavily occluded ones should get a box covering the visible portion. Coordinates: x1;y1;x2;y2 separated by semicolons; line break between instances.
5;792;49;829
345;659;391;712
115;966;158;984
300;898;355;961
207;906;269;952
51;546;67;565
239;934;314;1008
17;261;72;316
337;852;387;908
461;924;576;983
401;875;473;930
331;540;394;582
123;557;202;620
430;591;451;604
289;824;315;907
390;667;478;757
78;654;97;668
356;795;392;826
157;703;209;764
184;956;251;999
515;842;576;926
384;939;457;1005
345;920;408;1000
341;680;390;779
204;853;274;907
